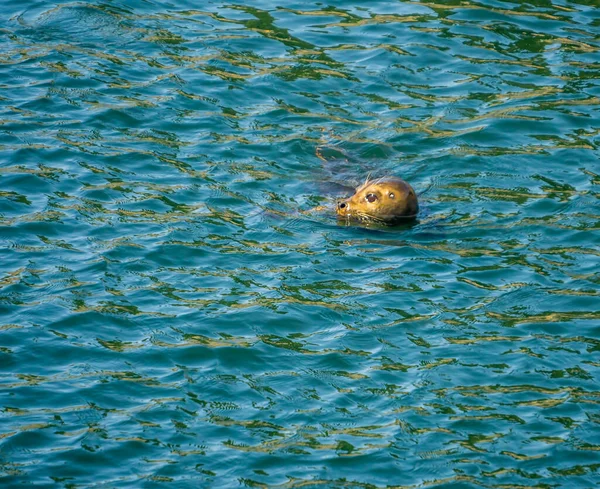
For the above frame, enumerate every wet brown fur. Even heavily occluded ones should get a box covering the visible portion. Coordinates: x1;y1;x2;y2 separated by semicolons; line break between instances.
336;176;418;225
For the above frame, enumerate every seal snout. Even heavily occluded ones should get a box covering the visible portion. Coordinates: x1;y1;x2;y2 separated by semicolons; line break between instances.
336;200;349;216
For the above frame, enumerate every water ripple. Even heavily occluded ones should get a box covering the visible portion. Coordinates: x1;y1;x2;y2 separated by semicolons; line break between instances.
1;0;599;487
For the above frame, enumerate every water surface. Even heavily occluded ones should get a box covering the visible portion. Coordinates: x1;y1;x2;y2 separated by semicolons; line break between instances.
1;0;599;487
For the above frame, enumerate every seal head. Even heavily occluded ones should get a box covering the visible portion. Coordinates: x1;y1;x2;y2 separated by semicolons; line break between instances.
336;176;418;225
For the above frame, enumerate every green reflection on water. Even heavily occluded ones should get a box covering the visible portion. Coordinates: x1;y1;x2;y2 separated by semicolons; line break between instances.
1;0;599;487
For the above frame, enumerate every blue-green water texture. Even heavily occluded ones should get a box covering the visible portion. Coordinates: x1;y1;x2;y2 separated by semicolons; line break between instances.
1;0;600;487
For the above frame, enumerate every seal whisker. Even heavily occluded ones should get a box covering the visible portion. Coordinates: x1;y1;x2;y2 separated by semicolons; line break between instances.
354;172;373;194
355;211;385;224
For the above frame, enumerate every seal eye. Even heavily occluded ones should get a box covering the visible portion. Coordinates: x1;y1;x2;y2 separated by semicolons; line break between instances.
365;193;378;203
389;192;395;199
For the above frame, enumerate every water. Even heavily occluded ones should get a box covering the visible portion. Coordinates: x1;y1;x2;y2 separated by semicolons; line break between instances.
1;0;599;487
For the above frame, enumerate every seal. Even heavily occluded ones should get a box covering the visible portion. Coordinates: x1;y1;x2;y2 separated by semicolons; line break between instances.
336;176;418;225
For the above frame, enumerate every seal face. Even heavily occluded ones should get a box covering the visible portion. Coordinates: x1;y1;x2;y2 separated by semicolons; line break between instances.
336;176;418;225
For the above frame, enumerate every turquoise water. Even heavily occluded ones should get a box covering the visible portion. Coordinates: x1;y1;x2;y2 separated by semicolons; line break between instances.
1;0;599;487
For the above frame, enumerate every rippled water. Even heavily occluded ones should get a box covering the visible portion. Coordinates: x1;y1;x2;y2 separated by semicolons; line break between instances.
1;0;599;487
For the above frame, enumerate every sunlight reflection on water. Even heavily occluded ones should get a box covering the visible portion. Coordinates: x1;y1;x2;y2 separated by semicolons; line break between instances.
1;0;599;487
